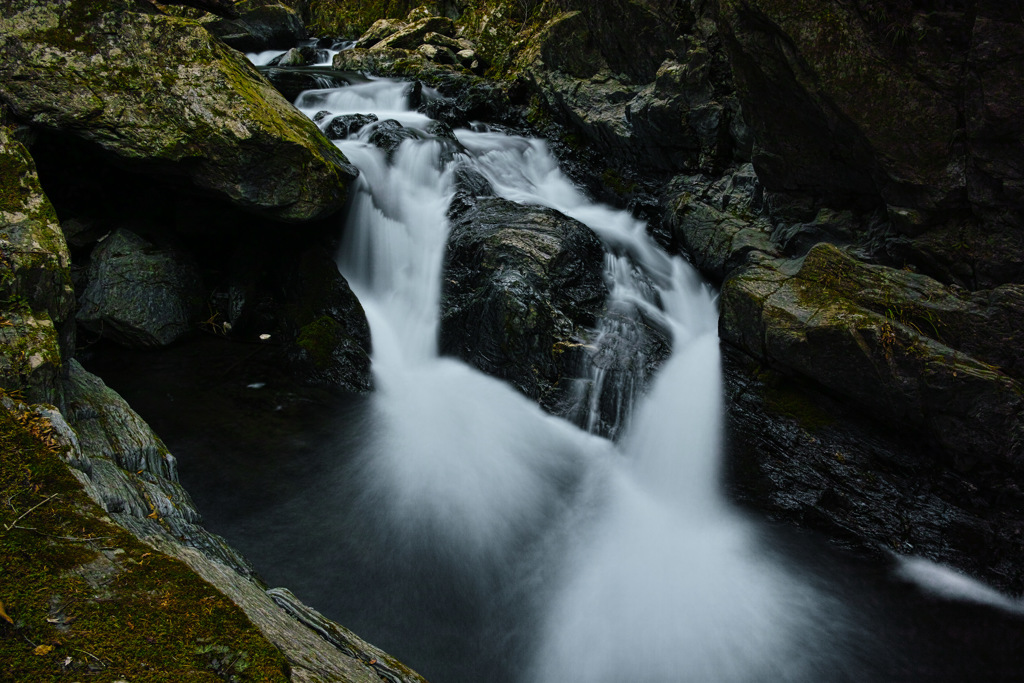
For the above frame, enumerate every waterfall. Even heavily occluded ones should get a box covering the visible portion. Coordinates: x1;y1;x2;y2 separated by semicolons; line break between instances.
290;78;841;682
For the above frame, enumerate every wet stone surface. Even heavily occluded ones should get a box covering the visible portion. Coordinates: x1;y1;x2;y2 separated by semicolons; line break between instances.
722;346;1024;595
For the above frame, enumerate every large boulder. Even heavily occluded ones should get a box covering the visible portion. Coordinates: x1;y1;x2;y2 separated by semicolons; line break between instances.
720;242;1024;466
77;229;204;348
0;0;357;223
440;197;607;413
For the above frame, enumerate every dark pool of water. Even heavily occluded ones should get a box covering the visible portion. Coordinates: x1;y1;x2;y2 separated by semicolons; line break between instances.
83;335;1024;683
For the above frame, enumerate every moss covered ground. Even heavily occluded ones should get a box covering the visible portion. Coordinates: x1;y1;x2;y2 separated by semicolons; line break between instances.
0;396;290;682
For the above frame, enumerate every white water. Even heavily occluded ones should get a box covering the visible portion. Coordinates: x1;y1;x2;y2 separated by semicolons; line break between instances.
246;41;349;68
247;49;286;66
297;78;841;682
282;77;1024;682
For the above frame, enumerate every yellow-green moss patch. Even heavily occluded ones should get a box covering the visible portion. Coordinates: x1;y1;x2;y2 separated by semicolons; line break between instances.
0;397;290;682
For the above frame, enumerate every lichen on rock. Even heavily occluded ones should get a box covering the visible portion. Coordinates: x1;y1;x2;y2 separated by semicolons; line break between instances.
0;125;75;362
0;0;357;223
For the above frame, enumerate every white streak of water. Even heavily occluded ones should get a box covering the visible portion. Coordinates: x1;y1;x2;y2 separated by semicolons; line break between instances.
309;78;833;682
246;49;285;66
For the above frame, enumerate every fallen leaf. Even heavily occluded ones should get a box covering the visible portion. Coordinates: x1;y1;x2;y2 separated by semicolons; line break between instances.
0;600;12;624
33;644;53;656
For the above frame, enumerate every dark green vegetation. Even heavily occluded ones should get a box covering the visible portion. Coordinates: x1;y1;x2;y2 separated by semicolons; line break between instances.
0;397;290;682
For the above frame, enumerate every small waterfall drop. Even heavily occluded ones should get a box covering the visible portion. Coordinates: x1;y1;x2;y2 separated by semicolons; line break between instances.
294;77;839;682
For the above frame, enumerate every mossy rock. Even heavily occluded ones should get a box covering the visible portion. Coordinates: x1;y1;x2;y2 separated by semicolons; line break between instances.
721;242;1024;465
282;248;372;392
0;126;75;361
0;307;63;405
308;0;441;38
0;393;291;682
0;0;357;223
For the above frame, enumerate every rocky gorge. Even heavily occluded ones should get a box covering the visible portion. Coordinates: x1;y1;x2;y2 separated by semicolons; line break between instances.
1;0;1023;681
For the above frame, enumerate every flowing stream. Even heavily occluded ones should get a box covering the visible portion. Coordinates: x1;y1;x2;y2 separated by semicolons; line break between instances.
279;77;1024;682
288;78;848;682
85;72;1023;683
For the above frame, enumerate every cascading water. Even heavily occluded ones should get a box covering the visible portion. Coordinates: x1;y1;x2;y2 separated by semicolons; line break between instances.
290;79;842;682
265;78;1024;682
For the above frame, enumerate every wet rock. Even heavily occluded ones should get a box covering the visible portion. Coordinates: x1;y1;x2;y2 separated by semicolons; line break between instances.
0;0;356;223
720;242;1024;466
663;164;776;282
418;77;514;128
447;164;495;218
367;119;421;160
77;229;204;348
721;348;1024;595
440;197;607;413
330;51;507;126
203;2;307;52
258;66;356;103
272;47;309;67
281;249;372;394
322;113;379;141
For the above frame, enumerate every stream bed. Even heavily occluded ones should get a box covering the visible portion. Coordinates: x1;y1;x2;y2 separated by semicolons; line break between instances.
85;76;1024;682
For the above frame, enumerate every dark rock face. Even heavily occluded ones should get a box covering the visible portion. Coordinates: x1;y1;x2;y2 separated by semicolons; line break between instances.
224;238;372;394
663;164;775;282
440;197;607;412
204;2;308;52
510;1;745;180
282;249;373;393
722;349;1024;595
77;229;204;348
258;66;356;103
715;0;1024;285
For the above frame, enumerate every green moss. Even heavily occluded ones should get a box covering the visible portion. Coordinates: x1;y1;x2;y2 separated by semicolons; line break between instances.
0;148;33;216
0;397;290;682
308;0;437;37
760;371;836;432
297;315;343;370
601;167;638;197
19;0;127;53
